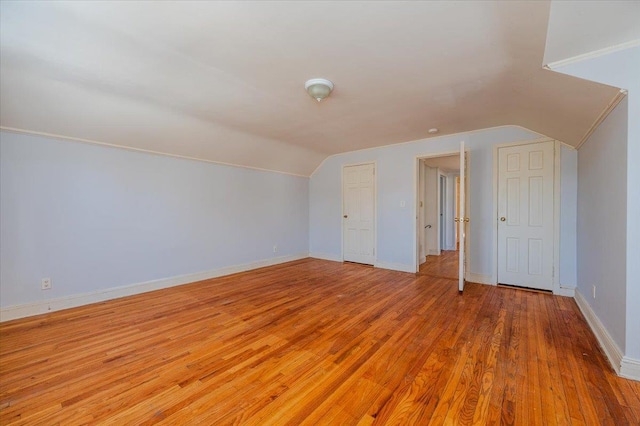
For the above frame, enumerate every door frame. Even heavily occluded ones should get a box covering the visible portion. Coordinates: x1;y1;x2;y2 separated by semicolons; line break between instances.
341;161;377;263
447;172;460;251
423;163;441;258
438;172;447;253
492;137;571;296
413;150;461;273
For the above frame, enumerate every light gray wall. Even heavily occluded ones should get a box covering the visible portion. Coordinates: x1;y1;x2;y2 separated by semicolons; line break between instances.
576;98;628;351
309;126;578;279
557;45;639;359
560;145;577;287
0;131;309;308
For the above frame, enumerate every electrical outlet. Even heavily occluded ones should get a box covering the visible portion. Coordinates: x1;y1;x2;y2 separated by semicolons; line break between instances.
41;277;52;290
592;285;596;299
273;245;278;253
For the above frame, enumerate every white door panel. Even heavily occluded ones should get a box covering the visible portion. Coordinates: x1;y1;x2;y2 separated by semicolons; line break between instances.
459;142;467;292
343;163;375;265
498;141;554;290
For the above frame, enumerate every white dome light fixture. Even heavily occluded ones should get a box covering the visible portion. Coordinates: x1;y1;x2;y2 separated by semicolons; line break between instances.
305;78;334;102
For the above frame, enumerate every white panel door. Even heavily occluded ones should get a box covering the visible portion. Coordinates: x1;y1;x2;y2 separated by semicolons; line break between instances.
343;163;375;265
498;141;554;290
458;142;468;292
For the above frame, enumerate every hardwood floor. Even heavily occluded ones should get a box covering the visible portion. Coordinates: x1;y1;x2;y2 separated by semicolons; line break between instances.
1;259;639;425
418;250;459;280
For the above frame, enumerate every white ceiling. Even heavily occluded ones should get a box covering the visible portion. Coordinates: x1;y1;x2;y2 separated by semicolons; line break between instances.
0;1;626;175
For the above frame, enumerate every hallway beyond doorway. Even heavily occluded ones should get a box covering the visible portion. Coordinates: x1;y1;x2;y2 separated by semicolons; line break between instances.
418;250;458;280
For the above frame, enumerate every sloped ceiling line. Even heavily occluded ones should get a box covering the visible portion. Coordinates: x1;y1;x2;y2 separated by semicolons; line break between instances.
575;90;628;150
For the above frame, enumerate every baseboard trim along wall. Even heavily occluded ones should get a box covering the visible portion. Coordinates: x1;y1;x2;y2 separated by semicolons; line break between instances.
465;273;494;285
374;261;415;273
621;357;640;381
556;286;576;298
574;290;639;381
0;253;308;322
309;252;343;262
310;254;416;274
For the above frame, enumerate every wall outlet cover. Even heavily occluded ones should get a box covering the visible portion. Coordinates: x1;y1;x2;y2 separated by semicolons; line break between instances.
41;278;52;290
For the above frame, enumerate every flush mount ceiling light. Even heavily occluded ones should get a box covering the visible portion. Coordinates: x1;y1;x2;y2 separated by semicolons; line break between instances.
305;78;334;102
428;128;439;134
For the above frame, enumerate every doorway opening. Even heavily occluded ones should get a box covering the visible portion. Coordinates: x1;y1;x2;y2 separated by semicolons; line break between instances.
416;154;460;280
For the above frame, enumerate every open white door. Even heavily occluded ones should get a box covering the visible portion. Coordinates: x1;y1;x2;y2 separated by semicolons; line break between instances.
458;141;467;292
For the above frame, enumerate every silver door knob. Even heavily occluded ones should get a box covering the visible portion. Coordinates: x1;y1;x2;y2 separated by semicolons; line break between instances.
500;217;506;221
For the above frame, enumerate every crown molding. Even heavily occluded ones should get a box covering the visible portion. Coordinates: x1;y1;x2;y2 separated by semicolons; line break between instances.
575;90;627;150
544;39;640;70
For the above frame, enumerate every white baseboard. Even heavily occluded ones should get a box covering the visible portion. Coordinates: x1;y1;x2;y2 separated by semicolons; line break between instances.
309;254;416;274
427;249;440;256
555;286;576;297
574;290;624;376
466;273;494;285
620;357;640;381
374;261;415;273
0;253;308;322
309;252;342;262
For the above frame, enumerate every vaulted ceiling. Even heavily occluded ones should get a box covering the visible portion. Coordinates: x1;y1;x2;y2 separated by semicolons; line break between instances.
0;1;629;175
